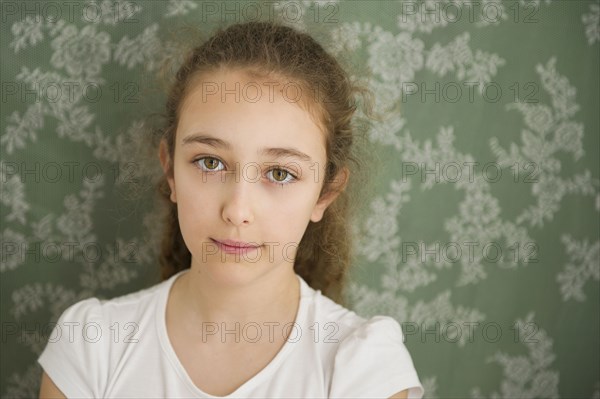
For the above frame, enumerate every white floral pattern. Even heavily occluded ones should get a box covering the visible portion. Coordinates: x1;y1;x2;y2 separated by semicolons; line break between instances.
50;24;111;78
491;57;598;227
556;234;600;302
165;0;198;17
582;2;600;45
471;313;560;399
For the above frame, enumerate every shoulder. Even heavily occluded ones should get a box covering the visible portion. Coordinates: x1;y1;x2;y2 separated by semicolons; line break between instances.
39;279;164;354
37;279;171;398
341;315;405;344
304;282;367;332
52;296;106;335
56;279;165;327
37;297;108;398
328;315;425;399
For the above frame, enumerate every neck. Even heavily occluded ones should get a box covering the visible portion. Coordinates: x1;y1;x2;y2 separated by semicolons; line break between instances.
178;262;301;326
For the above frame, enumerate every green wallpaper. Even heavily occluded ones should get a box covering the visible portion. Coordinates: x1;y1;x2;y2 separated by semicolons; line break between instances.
1;0;599;397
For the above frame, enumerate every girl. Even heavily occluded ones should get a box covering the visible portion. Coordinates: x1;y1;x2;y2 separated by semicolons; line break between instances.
38;21;424;399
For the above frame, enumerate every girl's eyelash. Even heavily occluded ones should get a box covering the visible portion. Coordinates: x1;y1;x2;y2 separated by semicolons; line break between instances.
191;156;298;186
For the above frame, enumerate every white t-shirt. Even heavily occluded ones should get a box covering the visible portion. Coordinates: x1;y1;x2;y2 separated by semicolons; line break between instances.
38;269;425;398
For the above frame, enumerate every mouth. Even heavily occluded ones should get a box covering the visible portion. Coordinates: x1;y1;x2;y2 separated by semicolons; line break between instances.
210;238;261;255
211;238;261;249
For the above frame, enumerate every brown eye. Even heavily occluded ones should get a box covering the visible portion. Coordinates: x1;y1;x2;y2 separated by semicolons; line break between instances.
194;157;224;172
203;158;219;170
268;168;297;185
272;169;288;182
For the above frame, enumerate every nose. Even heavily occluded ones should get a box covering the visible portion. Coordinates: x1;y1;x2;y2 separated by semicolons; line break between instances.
221;169;255;226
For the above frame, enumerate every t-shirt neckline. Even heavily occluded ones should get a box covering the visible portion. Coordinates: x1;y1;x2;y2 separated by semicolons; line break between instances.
156;269;310;398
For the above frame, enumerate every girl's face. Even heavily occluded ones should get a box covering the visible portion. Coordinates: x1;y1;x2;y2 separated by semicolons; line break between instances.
160;67;347;284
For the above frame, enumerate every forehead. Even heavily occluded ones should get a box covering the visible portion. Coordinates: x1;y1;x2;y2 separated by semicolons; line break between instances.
176;68;327;162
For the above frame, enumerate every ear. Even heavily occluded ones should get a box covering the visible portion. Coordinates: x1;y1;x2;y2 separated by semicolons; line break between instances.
310;167;350;223
159;139;177;203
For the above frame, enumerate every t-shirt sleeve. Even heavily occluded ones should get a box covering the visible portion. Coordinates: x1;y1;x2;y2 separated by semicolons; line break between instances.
37;297;108;398
328;315;424;399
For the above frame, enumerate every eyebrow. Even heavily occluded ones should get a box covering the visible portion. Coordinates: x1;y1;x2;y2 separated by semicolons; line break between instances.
181;133;314;163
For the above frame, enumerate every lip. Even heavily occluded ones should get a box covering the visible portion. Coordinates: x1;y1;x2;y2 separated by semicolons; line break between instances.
212;238;260;248
211;238;261;255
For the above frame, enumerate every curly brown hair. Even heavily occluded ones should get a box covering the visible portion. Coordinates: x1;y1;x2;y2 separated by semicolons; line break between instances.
154;19;378;306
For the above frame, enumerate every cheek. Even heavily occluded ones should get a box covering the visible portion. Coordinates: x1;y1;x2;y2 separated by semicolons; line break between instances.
172;169;211;229
175;197;215;258
176;199;207;241
173;162;208;199
275;195;319;232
